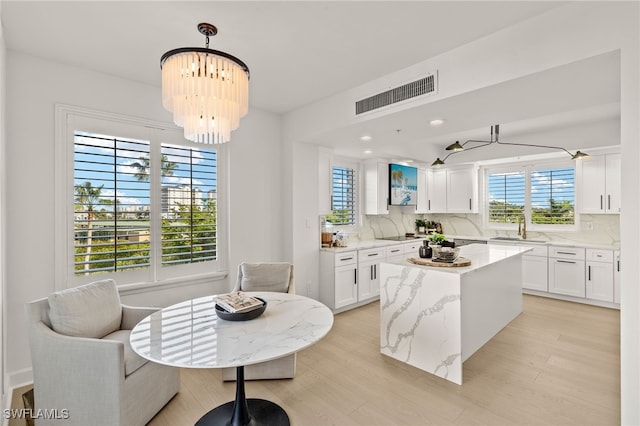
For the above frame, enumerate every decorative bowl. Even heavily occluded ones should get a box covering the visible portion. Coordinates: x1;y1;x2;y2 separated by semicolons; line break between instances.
215;297;267;321
432;247;460;263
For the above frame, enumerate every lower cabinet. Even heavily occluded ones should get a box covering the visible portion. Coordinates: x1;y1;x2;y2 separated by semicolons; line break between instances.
586;249;614;302
522;245;548;291
320;251;358;310
614;250;621;304
548;246;585;298
358;247;385;299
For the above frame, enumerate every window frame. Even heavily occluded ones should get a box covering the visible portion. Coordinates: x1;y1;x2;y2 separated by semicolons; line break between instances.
327;158;360;230
483;159;579;232
55;104;228;290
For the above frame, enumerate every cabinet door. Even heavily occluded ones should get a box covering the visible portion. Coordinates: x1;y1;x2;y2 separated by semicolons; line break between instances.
364;160;389;215
586;262;614;302
426;169;447;212
522;255;548;291
358;262;379;300
614;251;620;304
580;155;606;213
605;154;621;213
416;168;429;213
548;258;585;297
335;265;358;309
446;167;476;213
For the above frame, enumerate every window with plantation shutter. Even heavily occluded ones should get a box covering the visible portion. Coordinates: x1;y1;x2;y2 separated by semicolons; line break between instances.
485;163;575;229
530;167;575;225
328;165;357;226
488;171;525;223
160;145;217;266
73;131;218;278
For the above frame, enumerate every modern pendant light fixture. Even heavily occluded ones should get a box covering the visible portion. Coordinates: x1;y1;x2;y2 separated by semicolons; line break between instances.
431;124;590;167
161;23;250;144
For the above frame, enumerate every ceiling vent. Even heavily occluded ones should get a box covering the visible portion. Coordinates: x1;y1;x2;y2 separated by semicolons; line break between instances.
355;73;438;115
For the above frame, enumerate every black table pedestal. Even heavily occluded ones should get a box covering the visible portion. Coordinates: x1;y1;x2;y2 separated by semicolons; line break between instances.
195;366;290;426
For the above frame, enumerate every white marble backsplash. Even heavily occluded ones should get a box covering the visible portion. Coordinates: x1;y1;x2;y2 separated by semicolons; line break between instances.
348;206;619;247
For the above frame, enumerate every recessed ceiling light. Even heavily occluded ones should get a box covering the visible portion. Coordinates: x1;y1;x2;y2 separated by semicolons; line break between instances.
430;119;445;126
364;150;373;154
360;135;372;142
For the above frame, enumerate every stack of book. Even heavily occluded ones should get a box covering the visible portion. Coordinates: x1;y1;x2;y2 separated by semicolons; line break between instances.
215;291;264;313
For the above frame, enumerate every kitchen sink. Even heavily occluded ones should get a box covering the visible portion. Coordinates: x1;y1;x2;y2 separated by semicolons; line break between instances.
490;237;546;243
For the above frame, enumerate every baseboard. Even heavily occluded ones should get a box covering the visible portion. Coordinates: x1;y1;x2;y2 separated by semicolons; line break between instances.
7;367;32;391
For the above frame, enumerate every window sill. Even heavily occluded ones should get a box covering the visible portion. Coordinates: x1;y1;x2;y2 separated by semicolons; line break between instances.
118;271;228;297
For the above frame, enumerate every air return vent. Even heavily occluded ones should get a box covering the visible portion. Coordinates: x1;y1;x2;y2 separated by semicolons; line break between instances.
355;73;437;115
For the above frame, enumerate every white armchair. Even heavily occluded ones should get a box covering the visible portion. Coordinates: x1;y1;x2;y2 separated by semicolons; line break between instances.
221;262;296;381
25;279;180;426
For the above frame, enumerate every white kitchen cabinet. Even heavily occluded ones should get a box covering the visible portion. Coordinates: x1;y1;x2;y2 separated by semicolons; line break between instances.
320;251;358;310
579;153;621;214
585;249;614;302
522;244;548;291
385;245;405;263
548;246;585;297
614;250;621;304
426;169;447;213
358;247;385;299
364;159;389;215
416;168;429;213
446;166;478;213
318;147;333;215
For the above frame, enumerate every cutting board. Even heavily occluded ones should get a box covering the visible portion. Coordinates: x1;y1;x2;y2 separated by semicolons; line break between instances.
408;257;471;267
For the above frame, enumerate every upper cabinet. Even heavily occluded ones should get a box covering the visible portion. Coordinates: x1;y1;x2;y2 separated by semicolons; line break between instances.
446;166;478;213
363;159;389;215
579;153;621;214
425;169;447;213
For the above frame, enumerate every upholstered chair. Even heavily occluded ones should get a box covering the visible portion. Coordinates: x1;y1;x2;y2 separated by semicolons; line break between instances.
25;279;180;426
221;262;296;381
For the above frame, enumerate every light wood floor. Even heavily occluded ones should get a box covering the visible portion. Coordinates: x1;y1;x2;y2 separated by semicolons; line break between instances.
148;295;620;426
11;295;620;426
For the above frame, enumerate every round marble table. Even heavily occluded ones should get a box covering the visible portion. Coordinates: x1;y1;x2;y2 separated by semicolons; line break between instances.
130;292;334;426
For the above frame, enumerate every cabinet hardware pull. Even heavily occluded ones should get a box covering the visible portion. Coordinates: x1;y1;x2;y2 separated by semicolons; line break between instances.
374;264;377;280
368;253;377;257
391;249;400;253
600;195;603;210
608;194;611;210
371;265;373;281
341;257;353;261
557;252;577;255
469;198;472;210
588;265;591;280
354;269;357;285
617;260;620;272
557;260;576;264
428;200;431;210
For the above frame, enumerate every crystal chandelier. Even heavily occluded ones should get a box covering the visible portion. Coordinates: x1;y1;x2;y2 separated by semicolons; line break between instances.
161;23;250;144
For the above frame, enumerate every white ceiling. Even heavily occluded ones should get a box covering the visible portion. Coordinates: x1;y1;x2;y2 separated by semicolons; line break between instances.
1;1;620;162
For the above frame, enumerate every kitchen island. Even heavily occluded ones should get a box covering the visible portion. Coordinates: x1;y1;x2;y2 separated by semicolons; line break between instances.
379;243;531;385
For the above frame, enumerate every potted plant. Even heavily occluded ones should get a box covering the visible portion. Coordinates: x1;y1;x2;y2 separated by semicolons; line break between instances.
428;232;446;247
415;218;427;234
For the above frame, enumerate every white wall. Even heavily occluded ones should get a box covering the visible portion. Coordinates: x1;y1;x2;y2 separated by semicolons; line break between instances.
3;51;284;387
0;1;7;409
284;3;639;423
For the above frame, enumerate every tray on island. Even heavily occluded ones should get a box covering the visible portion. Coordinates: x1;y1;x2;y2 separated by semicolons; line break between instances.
408;257;471;268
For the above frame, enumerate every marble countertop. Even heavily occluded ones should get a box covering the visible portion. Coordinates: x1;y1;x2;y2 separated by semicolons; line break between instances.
382;243;532;275
321;235;619;252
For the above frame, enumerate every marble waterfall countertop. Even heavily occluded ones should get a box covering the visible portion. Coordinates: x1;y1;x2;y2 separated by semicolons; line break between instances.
379;243;528;385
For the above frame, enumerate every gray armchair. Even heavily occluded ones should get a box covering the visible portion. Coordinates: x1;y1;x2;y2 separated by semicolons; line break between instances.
25;279;180;426
221;262;296;381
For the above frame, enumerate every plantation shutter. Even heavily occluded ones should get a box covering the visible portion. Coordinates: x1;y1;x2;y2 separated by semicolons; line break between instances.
160;145;218;266
530;167;575;225
328;165;356;225
73;132;151;275
487;171;525;223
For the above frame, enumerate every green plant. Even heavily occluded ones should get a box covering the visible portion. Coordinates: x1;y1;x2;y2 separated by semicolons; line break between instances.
415;219;427;229
428;232;446;245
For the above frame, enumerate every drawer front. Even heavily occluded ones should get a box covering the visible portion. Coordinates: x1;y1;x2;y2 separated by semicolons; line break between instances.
585;248;614;263
385;245;404;258
522;244;548;257
358;247;385;263
335;251;358;266
403;241;423;254
549;246;585;260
